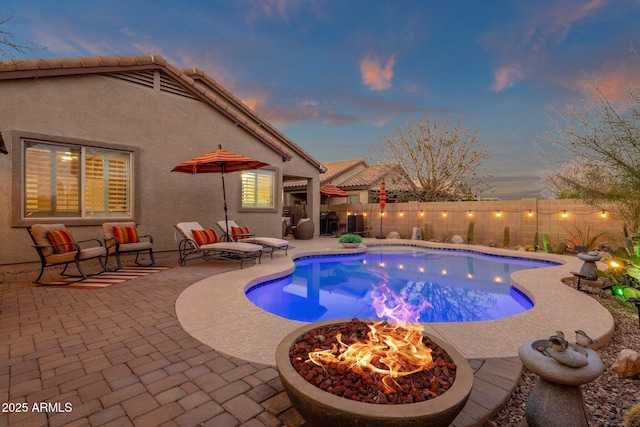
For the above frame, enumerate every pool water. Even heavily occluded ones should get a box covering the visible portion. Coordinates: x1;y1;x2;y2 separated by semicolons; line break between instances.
246;246;557;323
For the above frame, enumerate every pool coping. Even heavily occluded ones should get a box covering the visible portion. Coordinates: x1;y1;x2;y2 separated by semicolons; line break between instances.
175;238;615;366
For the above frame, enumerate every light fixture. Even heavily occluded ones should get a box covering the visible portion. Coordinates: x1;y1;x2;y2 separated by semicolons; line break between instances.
420;210;425;217
496;210;502;217
442;210;448;218
527;209;533;217
468;210;473;217
399;211;404;217
601;210;607;218
561;210;568;218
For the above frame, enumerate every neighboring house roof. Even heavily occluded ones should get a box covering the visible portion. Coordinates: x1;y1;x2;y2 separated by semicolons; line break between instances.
284;158;367;190
339;163;415;191
0;54;325;172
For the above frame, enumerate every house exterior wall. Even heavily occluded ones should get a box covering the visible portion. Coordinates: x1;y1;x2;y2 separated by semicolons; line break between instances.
322;199;624;248
0;72;319;265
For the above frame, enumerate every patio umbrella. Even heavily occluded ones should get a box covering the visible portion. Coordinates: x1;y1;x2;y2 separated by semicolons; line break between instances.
320;184;349;198
379;181;386;238
171;144;268;238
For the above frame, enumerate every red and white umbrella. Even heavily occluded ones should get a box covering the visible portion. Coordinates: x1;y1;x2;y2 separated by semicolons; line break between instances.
320;184;349;198
171;145;268;236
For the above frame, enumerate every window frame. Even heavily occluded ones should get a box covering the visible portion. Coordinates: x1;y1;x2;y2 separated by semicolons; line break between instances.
11;131;140;226
238;167;279;214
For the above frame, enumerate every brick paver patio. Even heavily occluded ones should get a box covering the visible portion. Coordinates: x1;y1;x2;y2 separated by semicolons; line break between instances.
0;252;522;426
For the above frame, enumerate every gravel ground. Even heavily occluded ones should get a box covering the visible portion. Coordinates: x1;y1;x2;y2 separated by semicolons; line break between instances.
488;282;640;426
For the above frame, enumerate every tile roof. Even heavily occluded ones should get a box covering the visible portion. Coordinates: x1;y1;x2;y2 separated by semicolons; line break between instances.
283;158;366;189
338;163;413;189
0;55;324;172
320;158;367;183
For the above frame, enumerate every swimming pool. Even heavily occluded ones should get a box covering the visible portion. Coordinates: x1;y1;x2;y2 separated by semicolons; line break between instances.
246;246;558;323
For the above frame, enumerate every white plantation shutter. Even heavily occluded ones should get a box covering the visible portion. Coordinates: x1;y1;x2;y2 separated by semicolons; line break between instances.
241;170;274;208
23;140;132;219
25;142;80;216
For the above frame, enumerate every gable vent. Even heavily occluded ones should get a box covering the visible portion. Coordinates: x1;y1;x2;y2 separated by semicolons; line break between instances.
105;71;155;88
159;73;198;100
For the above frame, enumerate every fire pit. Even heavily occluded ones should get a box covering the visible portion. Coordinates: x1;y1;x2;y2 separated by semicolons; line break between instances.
276;318;473;427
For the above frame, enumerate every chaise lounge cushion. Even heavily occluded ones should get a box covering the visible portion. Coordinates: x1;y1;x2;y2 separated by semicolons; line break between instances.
219;220;289;251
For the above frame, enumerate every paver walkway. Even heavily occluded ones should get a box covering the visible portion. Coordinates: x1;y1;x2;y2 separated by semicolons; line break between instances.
1;253;522;426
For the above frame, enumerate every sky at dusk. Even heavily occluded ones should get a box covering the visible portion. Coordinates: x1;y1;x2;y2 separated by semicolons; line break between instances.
3;0;640;199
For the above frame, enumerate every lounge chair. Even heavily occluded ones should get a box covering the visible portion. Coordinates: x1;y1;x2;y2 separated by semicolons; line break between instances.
27;224;107;284
175;222;263;268
216;220;289;258
102;222;155;270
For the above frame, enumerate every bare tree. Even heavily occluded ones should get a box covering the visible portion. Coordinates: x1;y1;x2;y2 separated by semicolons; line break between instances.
0;15;42;59
538;159;612;199
374;115;491;201
546;82;640;232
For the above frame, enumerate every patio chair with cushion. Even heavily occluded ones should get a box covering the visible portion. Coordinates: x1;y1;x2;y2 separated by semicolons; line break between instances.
102;222;155;270
174;222;263;268
27;223;107;284
216;220;289;258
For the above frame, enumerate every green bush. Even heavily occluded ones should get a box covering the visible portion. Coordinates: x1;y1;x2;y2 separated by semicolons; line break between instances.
339;233;363;244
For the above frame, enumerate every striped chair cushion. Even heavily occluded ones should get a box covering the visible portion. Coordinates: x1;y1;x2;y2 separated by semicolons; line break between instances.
231;226;251;241
47;229;76;254
192;228;219;246
113;226;139;244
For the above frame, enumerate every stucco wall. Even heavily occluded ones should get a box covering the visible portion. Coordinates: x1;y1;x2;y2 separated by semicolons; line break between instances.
322;199;625;248
0;72;319;265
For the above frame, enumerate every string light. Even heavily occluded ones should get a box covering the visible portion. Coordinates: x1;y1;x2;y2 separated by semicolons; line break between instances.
442;210;448;218
420;210;425;217
399;211;404;217
468;210;473;217
561;210;568;218
601;210;607;218
527;209;533;217
496;210;502;217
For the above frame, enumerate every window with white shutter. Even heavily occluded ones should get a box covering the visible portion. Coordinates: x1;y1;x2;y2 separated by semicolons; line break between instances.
23;140;132;219
241;169;274;208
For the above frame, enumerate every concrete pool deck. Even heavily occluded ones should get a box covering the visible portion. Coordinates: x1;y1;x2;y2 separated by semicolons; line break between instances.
176;238;615;366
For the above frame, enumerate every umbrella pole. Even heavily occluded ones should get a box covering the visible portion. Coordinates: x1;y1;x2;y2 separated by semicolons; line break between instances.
221;167;231;242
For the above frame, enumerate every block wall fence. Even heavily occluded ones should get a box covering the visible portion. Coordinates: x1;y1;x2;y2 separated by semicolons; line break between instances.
321;198;625;248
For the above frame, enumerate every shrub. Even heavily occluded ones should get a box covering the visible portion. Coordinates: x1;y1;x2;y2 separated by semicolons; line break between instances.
339;233;363;244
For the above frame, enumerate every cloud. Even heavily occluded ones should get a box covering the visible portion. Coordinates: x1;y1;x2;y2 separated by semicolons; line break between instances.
491;64;526;91
360;53;397;90
243;0;303;22
488;0;611;91
572;65;640;103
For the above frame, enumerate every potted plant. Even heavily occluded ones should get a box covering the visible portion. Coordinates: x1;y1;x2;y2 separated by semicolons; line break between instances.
338;233;363;248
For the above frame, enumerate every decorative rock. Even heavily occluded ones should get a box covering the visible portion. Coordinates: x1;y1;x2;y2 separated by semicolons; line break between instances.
386;231;400;239
611;349;640;378
451;235;464;244
411;227;423;240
